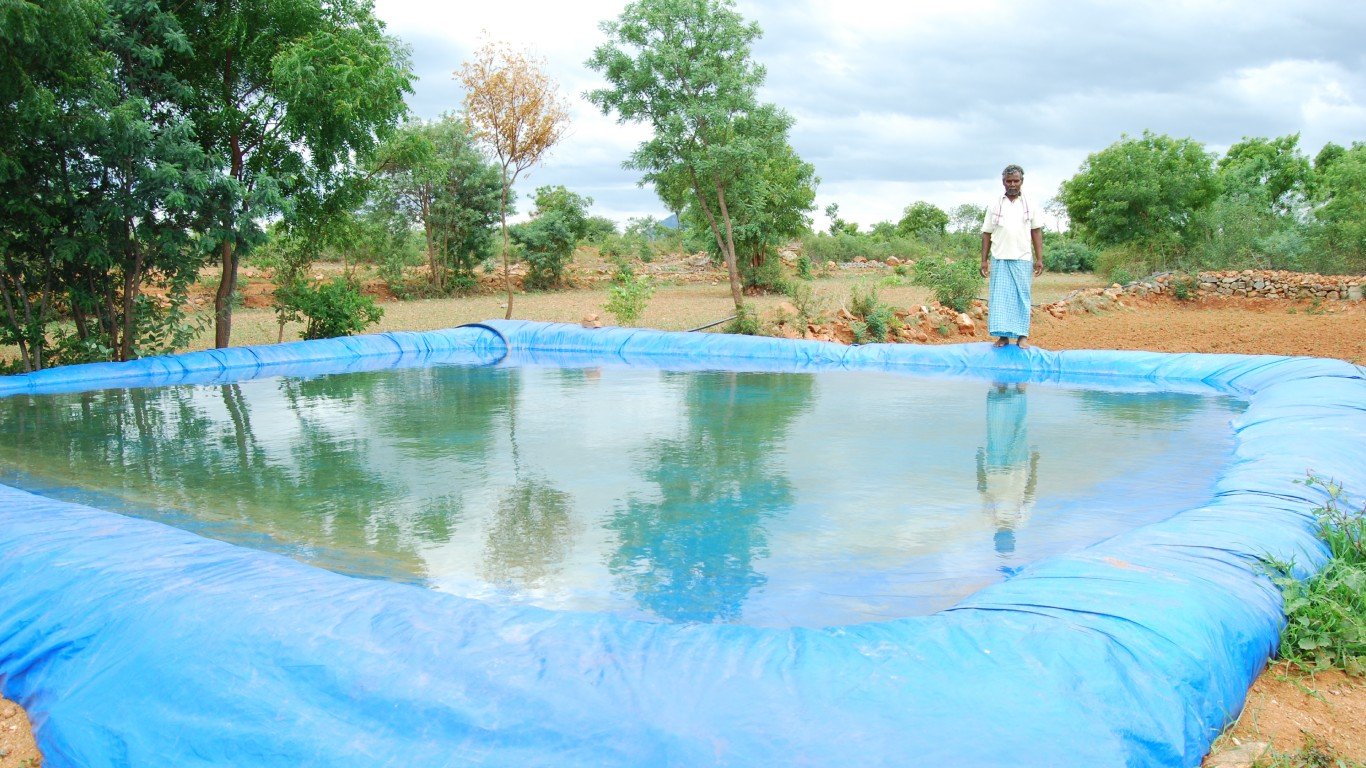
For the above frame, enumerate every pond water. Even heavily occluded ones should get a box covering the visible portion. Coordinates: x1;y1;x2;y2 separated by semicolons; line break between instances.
0;363;1243;627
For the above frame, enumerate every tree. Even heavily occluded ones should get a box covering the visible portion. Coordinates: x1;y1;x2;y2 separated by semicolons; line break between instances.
373;117;503;292
587;0;769;315
0;0;213;370
1310;142;1366;272
1057;131;1218;251
898;201;949;239
669;104;817;290
0;0;109;370
175;0;413;348
1217;134;1312;216
511;185;593;290
949;203;987;234
458;40;570;319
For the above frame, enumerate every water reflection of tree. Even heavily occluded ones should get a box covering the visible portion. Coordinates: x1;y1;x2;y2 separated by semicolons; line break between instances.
608;371;813;623
480;367;578;590
0;365;515;580
1072;389;1213;427
481;476;574;587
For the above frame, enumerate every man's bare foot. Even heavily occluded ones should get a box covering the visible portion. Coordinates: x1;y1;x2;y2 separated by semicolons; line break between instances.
993;337;1009;348
1016;337;1031;349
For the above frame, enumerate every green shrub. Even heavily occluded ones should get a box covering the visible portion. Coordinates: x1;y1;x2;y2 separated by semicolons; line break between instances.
727;305;762;336
847;283;899;342
912;254;982;311
1043;238;1098;273
781;280;825;324
1169;272;1200;301
1272;477;1366;676
274;277;384;340
800;232;932;264
512;208;579;291
603;264;655;326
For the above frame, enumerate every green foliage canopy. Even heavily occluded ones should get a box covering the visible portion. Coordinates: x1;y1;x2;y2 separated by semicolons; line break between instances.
898;201;949;239
587;0;770;312
1057;131;1218;251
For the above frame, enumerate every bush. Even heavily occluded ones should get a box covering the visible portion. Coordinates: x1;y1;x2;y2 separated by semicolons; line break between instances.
512;211;576;290
1043;238;1098;273
847;283;899;342
1272;476;1366;676
727;305;762;336
603;264;655;326
800;232;932;264
1169;272;1199;300
912;254;982;311
274;277;383;340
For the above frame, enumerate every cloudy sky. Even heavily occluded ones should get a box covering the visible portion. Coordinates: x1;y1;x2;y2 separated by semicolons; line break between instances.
370;0;1365;231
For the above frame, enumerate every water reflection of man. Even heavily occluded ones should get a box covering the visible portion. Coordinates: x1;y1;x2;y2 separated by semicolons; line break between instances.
976;382;1040;560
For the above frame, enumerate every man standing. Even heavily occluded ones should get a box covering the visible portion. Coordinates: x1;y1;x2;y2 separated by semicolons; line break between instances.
980;164;1044;348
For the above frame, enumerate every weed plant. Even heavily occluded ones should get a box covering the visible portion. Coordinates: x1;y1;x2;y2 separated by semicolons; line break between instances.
1170;273;1200;301
847;284;899;342
781;280;825;325
603;264;655;327
911;254;982;312
1272;476;1366;676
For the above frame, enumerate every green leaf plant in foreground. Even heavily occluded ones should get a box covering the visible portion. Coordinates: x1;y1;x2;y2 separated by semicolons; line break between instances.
1270;476;1366;677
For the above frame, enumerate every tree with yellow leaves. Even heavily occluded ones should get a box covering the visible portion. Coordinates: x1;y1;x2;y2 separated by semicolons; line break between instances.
457;42;570;319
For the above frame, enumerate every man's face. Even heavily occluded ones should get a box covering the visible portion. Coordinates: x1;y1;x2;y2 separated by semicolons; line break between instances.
1002;173;1023;199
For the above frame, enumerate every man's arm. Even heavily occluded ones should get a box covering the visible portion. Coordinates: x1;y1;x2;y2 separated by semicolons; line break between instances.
980;232;992;278
1030;228;1044;277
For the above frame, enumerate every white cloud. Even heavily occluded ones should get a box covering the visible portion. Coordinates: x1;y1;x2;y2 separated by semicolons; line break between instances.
374;0;1366;227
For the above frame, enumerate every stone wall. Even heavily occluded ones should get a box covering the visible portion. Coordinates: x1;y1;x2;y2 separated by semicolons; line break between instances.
1127;270;1365;301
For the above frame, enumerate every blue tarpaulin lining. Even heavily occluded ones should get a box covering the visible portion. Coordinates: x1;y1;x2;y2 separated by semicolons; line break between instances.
1;319;1363;767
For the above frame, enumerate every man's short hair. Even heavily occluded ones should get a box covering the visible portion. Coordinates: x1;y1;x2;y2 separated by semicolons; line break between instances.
1002;164;1025;178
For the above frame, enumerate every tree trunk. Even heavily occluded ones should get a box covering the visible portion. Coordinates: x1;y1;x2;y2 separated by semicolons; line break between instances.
500;183;513;320
422;192;441;290
714;184;744;310
214;238;237;348
120;245;144;362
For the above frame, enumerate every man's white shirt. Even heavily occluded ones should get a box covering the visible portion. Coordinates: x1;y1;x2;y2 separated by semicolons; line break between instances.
981;194;1042;261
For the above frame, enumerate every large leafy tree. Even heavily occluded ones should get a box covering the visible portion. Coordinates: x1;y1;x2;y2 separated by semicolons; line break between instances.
1311;142;1366;271
0;0;214;370
667;104;816;290
1057;131;1218;251
1217;134;1312;216
374;117;503;292
0;0;107;370
587;0;772;314
457;40;570;319
174;0;413;348
898;201;949;239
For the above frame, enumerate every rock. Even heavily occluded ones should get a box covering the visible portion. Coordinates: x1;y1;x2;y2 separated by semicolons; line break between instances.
914;330;929;342
954;313;975;333
886;256;901;266
1205;741;1270;768
580;313;603;329
853;256;868;263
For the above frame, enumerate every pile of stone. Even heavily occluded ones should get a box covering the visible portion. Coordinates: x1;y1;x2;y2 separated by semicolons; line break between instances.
1129;270;1364;301
766;299;986;344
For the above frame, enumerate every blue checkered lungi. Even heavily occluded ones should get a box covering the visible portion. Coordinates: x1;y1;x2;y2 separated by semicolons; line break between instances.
988;259;1033;339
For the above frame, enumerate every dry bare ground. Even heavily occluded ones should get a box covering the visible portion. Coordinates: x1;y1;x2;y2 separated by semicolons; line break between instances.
2;256;1364;767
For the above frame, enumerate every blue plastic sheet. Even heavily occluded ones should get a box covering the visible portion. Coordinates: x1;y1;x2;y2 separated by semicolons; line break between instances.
2;320;1364;767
